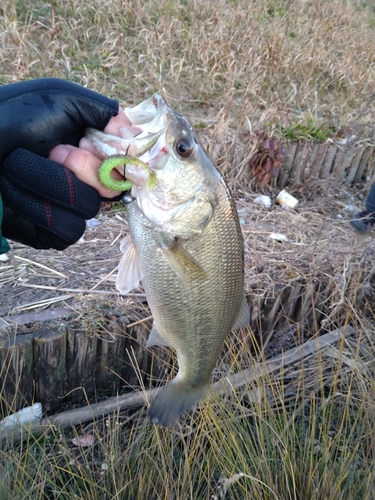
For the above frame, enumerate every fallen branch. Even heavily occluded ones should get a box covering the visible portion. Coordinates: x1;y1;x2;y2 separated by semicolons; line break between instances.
0;307;73;329
212;324;355;394
0;325;354;447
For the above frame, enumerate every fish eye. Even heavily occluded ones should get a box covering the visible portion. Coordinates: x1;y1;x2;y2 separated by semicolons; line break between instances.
175;139;193;158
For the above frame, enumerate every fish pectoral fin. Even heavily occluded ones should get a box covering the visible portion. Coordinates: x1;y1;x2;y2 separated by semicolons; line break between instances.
146;324;171;348
116;235;144;294
232;292;250;330
159;239;207;282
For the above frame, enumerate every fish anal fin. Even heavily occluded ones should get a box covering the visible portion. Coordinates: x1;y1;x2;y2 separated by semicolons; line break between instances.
232;292;250;330
116;235;143;294
159;239;206;282
146;324;171;348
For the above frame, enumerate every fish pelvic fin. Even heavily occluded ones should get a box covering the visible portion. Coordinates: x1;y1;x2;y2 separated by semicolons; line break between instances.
148;377;210;426
232;292;250;330
159;239;207;282
116;235;143;294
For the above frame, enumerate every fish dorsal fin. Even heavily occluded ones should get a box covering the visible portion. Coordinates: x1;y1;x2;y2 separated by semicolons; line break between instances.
159;239;207;282
116;235;143;294
146;324;171;348
232;292;250;330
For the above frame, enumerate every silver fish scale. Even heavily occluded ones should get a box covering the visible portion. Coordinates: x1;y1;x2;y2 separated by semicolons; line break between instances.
127;176;244;389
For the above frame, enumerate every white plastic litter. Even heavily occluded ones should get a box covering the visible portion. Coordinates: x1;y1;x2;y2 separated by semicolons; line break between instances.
269;232;289;242
254;195;272;208
346;205;357;212
87;218;100;228
0;403;43;431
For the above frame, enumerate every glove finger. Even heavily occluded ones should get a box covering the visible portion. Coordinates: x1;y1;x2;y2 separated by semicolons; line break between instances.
0;78;118;162
1;189;87;250
2;148;101;219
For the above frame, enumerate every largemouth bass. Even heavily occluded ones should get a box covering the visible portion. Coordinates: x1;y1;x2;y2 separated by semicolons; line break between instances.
87;95;250;426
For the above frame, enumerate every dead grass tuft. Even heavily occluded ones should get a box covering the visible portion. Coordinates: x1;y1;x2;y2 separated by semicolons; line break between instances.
1;0;375;133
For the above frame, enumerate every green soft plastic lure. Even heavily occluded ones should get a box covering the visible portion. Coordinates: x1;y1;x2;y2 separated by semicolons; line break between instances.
98;154;147;191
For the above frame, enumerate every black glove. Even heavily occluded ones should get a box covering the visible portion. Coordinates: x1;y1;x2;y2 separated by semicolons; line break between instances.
0;78;119;250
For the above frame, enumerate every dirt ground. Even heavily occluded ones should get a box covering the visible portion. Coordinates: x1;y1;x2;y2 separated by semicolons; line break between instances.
1;179;373;340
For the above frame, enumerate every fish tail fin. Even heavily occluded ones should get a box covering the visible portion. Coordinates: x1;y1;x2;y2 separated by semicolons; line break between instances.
148;378;210;427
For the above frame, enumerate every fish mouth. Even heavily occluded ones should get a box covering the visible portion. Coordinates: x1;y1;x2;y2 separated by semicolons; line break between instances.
124;94;174;144
125;93;166;126
86;93;195;198
84;94;173;161
124;97;176;173
85;126;167;159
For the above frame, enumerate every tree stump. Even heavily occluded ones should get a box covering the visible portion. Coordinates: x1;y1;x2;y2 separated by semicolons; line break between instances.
0;311;169;415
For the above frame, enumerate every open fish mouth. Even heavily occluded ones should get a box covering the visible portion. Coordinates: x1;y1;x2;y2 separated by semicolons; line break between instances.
124;93;167;129
85;93;172;166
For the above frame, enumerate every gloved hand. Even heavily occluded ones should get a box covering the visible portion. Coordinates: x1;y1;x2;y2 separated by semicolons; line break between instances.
0;78;119;250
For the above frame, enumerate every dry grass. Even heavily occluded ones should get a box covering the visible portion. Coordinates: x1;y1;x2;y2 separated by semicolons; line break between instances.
1;0;375;134
1;323;375;499
2;0;375;498
2;191;375;498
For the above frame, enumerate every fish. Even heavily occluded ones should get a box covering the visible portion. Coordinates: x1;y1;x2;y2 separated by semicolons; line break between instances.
85;94;169;160
86;94;250;426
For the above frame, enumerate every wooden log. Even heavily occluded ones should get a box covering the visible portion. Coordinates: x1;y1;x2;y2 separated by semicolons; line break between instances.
301;142;322;182
199;128;375;187
309;142;329;180
354;145;375;183
0;330;34;415
281;283;303;322
334;145;351;182
320;144;338;179
300;281;321;330
246;277;336;339
344;145;366;184
279;142;298;186
305;279;327;330
247;292;264;332
277;141;375;186
66;327;98;405
365;151;375;181
259;285;291;333
289;142;313;182
33;327;67;411
0;317;167;414
95;325;124;394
